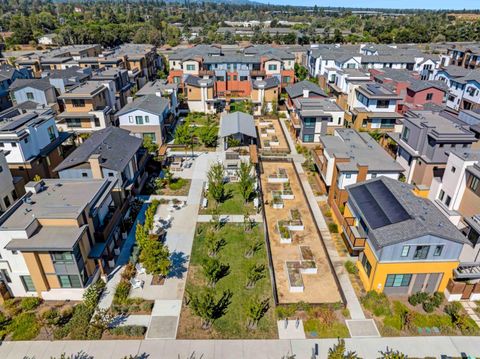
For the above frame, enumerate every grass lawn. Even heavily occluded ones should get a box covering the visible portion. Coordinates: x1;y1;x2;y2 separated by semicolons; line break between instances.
200;182;255;215
177;223;277;339
185;112;219;127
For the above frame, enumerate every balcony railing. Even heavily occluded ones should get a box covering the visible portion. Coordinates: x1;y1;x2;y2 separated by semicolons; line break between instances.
342;216;366;249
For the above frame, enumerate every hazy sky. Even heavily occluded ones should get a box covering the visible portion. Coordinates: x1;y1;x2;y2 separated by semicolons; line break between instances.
256;0;480;10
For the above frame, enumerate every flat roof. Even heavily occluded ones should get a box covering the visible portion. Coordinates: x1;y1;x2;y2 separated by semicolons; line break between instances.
6;225;87;251
0;179;110;230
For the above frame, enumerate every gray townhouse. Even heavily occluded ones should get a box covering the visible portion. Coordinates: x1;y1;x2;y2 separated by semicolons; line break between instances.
9;78;59;112
390;110;477;187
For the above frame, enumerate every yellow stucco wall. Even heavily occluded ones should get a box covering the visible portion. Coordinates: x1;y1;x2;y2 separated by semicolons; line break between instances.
356;242;458;293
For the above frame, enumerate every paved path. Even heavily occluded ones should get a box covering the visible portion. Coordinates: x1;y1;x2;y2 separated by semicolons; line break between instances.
197;214;263;223
277;320;306;339
462;301;480;327
2;336;480;358
279;119;366;321
141;151;222;338
97;204;148;311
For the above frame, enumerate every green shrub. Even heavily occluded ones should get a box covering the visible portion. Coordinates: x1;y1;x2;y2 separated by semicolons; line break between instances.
9;312;40;340
328;223;338;233
361;291;391;317
324;209;332;218
344;260;358;275
141;301;153;313
83;280;105;310
444;301;462;321
383;313;403;331
431;292;444;307
113;281;131;305
169;178;187;191
60;304;95;340
20;297;41;311
275;305;296;320
457;315;479;335
422;300;435;313
408;292;429;306
109;325;146;337
3;298;21;316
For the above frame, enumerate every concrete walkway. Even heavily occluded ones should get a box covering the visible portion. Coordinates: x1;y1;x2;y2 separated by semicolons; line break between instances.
462;301;480;327
197;214;263;223
97;204;148;311
143;151;222;338
2;336;480;358
279;119;366;321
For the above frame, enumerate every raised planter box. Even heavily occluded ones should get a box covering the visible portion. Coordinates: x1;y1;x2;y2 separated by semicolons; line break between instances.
278;221;292;244
287;220;304;231
286;261;304;293
266;128;276;134
281;191;294;200
300;260;317;274
268;176;289;184
300;246;314;261
269;140;280;146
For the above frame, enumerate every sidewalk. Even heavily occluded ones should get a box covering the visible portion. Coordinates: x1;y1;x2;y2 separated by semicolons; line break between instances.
2;336;480;358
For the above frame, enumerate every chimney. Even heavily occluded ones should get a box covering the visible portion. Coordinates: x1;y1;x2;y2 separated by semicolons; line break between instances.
303;89;309;98
88;154;103;179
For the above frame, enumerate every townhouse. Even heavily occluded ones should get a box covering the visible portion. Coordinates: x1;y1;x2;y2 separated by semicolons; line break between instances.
312;128;403;253
42;66;92;95
0;151;22;214
347;176;469;295
285;80;327;110
56;81;116;134
434;66;480;111
391;110;477;187
429;149;480;226
0;65;31;111
116;95;171;145
370;68;448;113
442;45;480;70
0;177;124;300
325;68;371;111
167;45;293;111
289;98;345;141
0;108;73;183
10;78;59;112
91;68;132;110
347;82;403;132
54;126;148;201
307;45;362;79
136;80;179;117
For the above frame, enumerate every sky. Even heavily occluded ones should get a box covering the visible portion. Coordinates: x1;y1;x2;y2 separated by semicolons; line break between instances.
256;0;480;10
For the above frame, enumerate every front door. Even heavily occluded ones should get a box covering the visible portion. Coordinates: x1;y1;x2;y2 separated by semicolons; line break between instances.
411;274;427;293
425;273;442;293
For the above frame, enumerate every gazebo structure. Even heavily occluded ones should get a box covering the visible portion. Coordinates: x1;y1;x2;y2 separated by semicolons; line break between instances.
219;111;257;149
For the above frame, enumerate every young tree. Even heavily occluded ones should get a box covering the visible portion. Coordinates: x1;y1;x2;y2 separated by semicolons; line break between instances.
188;289;232;329
174;121;194;145
294;63;308;81
328;339;359;359
207;163;225;205
198;124;218;147
210;211;223;232
237;161;254;203
245;263;266;289
244;239;263;258
135;223;148;250
143;136;158;154
202;257;230;287
139;240;171;280
271;98;278;117
378;348;407;359
204;230;226;257
245;297;270;329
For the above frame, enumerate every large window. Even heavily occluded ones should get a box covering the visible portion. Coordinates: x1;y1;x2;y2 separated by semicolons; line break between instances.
268;64;278;71
376;100;390;109
361;254;372;277
135;116;143;125
385;274;412;287
58;275;82;288
71;99;85;107
186;64;195;71
434;245;443;256
143;133;156;143
66;118;82;128
413;245;430;260
303;117;316;128
52;252;74;263
302;134;314;142
20;275;36;292
469;175;480;193
47;126;56;142
401;245;410;257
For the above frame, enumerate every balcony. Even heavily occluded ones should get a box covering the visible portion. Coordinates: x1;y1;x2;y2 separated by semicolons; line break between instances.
199;69;214;77
341;216;366;250
94;202;127;242
251;70;266;77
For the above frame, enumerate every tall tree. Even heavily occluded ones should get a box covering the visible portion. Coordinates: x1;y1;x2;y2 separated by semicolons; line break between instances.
237;161;254;204
207;163;225;205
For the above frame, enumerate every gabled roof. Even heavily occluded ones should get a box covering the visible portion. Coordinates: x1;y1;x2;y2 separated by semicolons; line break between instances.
408;80;449;93
220;112;256;138
116;95;170;117
10;78;53;92
347;177;469;249
54;127;142;173
252;76;279;90
184;75;213;88
285;80;327;98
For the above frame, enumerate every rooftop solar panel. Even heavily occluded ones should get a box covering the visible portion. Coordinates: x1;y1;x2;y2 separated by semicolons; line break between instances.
0;113;37;131
350;180;410;229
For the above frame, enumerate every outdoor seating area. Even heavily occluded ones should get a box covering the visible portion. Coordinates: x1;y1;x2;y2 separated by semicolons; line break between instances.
261;161;341;303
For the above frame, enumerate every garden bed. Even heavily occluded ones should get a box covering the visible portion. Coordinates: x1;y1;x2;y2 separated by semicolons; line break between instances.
286;261;304;293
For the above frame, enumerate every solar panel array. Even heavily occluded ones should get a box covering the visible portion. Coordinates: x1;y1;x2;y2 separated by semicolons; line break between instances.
350;180;411;229
0;113;37;131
